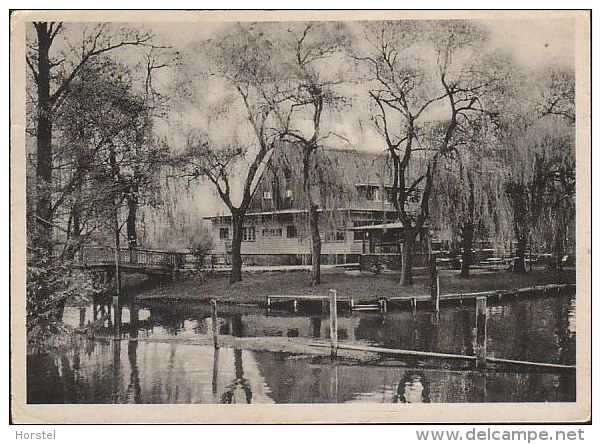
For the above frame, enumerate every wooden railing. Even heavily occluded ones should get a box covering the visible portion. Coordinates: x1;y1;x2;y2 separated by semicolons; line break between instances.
76;247;185;271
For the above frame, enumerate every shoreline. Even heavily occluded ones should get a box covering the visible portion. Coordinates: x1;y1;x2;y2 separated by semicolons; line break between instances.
134;267;576;305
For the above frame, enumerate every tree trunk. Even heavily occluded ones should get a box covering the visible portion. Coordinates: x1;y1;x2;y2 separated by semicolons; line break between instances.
460;171;476;278
34;23;54;258
113;201;122;296
506;182;529;274
126;193;139;264
63;202;82;261
400;228;416;286
513;233;528;274
460;220;474;278
309;203;321;286
230;211;244;284
126;193;138;250
555;201;564;271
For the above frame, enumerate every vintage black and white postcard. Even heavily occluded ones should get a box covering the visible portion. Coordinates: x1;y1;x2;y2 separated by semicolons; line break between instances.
10;9;591;423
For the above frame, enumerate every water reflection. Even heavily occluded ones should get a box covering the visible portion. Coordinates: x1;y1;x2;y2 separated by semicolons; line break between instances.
394;371;430;403
28;293;576;404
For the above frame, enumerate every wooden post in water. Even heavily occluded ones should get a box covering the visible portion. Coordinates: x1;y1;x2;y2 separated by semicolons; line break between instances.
475;296;487;368
211;299;219;349
329;289;338;358
212;347;220;401
266;296;271;314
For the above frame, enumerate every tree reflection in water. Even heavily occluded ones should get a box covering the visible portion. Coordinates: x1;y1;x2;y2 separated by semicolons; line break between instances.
394;371;430;403
26;294;577;404
126;300;141;403
220;315;253;403
220;349;253;404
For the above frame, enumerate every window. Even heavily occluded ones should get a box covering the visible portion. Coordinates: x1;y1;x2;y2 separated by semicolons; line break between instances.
286;225;298;238
353;221;365;241
385;188;396;203
263;191;272;199
325;229;347;242
243;226;256;241
358;185;380;201
262;228;282;237
219;227;229;239
285;189;293;198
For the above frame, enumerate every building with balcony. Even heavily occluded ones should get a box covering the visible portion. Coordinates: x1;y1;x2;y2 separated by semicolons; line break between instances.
204;147;431;266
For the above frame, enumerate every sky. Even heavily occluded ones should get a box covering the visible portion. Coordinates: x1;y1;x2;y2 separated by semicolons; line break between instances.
41;18;576;221
146;18;575;70
136;18;576;219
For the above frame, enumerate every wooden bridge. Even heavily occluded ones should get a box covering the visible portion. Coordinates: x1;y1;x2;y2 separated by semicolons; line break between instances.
74;247;187;276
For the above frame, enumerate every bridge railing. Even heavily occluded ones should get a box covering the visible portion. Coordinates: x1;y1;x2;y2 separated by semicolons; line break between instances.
77;247;185;270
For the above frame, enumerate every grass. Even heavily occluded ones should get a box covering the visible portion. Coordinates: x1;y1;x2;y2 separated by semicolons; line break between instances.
136;266;576;304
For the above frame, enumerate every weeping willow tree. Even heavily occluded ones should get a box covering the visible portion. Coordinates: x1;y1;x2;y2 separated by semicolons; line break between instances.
504;117;575;271
494;65;575;273
431;118;512;277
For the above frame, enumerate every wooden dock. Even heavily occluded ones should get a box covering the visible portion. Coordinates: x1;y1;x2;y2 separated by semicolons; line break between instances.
266;294;389;313
387;283;575;308
266;283;574;313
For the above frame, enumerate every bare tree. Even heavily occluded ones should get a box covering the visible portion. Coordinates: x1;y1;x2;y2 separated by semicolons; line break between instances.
356;20;501;285
27;22;157;258
262;22;351;286
178;25;281;283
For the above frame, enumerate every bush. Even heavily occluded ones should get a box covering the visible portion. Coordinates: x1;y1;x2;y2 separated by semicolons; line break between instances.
191;234;213;271
27;254;104;346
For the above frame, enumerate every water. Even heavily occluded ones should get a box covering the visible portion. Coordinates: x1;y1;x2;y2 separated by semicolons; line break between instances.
27;293;576;404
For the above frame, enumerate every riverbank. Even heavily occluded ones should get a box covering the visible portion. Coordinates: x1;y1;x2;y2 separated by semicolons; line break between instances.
137;267;576;304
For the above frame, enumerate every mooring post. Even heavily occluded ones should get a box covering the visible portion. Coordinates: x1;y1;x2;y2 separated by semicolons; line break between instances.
212;347;220;400
266;296;271;314
329;289;338;358
412;297;417;314
475;296;487;368
211;299;219;349
350;298;354;312
293;299;298;313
